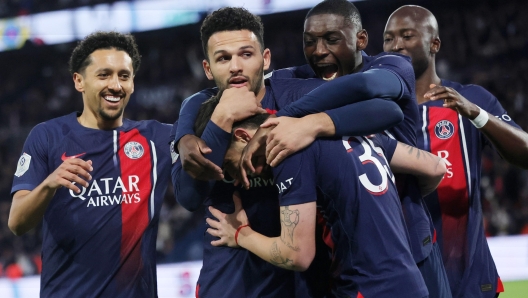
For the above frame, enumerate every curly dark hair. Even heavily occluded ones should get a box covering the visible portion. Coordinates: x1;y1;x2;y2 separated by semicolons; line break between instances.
200;7;265;60
68;31;141;75
306;0;362;29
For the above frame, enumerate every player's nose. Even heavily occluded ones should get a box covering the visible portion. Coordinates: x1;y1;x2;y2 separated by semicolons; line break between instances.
314;39;329;57
390;37;404;52
107;74;122;91
229;56;243;74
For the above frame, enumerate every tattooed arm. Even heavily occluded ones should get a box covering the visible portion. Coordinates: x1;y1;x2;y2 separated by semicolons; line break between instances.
389;142;447;196
207;197;317;271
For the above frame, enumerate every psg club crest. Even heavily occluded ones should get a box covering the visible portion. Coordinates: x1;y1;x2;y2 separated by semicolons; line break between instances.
434;120;455;140
124;141;144;159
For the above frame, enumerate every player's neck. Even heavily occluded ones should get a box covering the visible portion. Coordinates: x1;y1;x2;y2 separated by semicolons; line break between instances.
77;111;123;130
416;64;441;105
255;83;266;102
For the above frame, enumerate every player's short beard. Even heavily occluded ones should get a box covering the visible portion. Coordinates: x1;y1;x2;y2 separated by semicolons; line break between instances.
98;106;124;121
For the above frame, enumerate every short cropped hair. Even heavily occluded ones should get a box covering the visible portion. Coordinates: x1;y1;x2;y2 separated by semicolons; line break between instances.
200;7;265;60
69;31;141;75
194;92;269;138
306;0;362;29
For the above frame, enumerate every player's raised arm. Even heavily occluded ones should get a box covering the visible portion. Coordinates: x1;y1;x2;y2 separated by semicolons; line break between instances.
9;158;93;236
389;141;446;196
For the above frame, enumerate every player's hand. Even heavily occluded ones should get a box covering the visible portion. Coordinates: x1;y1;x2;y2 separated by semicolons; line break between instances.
238;125;273;189
43;159;93;193
424;84;480;119
215;86;267;123
263;116;318;167
177;135;224;181
206;191;249;247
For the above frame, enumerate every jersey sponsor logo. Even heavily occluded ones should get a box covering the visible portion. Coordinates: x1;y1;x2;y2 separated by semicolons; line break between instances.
69;175;142;207
14;152;31;177
170;140;179;164
276;177;293;193
222;176;274;188
61;152;86;161
123;141;144;159
434;120;455;139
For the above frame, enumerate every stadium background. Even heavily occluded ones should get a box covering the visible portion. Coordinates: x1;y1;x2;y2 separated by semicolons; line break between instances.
0;0;526;297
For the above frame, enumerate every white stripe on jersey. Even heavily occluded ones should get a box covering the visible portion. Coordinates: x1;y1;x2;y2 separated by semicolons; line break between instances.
113;130;118;167
149;140;157;220
421;106;429;150
458;114;472;197
384;130;396;140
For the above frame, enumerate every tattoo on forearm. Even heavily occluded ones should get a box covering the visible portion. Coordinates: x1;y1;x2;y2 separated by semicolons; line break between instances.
270;241;294;268
280;206;300;251
404;143;432;160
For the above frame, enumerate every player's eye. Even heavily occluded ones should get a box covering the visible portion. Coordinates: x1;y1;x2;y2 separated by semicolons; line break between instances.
98;73;109;78
403;35;413;39
326;38;339;44
304;39;315;46
242;52;252;58
383;37;393;43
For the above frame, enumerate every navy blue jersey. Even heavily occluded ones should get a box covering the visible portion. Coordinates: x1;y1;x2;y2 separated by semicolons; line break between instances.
418;80;518;297
11;112;173;298
272;134;427;298
274;52;434;263
172;80;327;298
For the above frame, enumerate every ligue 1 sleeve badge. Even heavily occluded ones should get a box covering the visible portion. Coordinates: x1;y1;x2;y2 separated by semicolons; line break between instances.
15;152;31;177
435;120;455;140
124;141;144;159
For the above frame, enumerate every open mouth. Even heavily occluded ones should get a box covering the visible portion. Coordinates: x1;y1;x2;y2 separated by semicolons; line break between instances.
316;64;338;81
229;76;248;87
103;95;122;103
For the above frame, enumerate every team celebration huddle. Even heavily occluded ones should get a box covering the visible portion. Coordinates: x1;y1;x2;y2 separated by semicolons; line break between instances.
8;0;527;297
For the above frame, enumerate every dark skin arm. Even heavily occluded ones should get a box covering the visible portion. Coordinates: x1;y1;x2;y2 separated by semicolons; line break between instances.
425;84;528;169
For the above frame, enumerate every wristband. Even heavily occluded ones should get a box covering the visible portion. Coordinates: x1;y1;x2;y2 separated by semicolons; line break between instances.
235;224;250;246
469;106;489;129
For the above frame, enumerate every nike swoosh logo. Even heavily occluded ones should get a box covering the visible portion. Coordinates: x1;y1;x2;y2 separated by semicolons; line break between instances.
61;152;86;161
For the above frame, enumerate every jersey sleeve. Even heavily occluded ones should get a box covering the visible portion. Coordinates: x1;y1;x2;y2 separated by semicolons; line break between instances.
11;123;50;195
174;88;218;148
366;54;415;101
272;143;318;206
275;68;403;118
373;133;398;163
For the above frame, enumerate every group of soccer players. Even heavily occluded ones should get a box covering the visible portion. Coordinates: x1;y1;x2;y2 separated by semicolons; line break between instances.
8;0;528;297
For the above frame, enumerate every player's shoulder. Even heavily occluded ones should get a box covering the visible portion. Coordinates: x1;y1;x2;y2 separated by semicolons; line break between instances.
124;119;173;135
266;64;316;80
364;51;412;69
29;112;77;135
442;79;497;104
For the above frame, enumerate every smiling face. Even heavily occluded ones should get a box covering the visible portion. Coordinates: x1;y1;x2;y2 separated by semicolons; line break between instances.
203;30;270;95
303;14;367;80
74;48;134;129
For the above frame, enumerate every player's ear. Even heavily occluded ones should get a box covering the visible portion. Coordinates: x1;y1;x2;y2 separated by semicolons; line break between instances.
356;29;368;51
233;128;252;143
262;48;271;71
430;37;441;54
73;73;84;92
203;59;214;81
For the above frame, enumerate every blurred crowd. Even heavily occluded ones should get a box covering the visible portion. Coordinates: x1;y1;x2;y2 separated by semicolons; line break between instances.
1;0;527;278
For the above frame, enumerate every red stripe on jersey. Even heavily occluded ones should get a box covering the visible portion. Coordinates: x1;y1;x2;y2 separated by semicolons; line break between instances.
196;284;200;298
357;292;364;298
496;277;504;293
265;108;277;114
117;128;152;285
427;107;469;277
316;209;334;250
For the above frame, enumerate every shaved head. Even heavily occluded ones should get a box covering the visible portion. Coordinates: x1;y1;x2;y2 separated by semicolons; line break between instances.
383;5;441;79
388;5;439;39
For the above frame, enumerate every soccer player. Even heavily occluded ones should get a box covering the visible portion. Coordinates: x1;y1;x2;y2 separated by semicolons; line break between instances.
197;100;446;297
383;5;528;298
172;7;404;298
236;1;450;296
8;32;175;297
